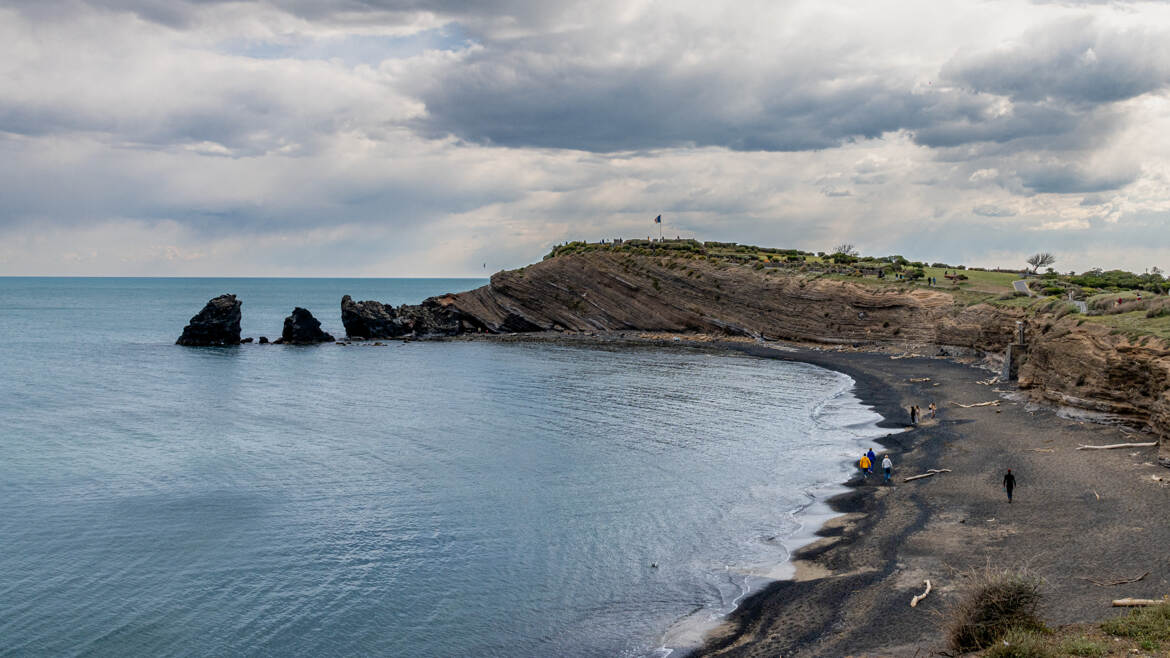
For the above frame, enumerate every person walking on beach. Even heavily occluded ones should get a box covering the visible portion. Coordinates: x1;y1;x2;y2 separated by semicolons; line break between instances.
909;405;917;425
867;448;877;472
859;454;872;478
928;402;937;419
1003;469;1016;503
882;454;893;483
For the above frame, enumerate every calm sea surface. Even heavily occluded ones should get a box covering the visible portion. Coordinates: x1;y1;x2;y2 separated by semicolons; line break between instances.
0;278;885;657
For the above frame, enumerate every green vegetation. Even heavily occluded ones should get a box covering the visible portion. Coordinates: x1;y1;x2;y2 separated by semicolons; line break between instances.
981;627;1052;658
1058;635;1107;656
1100;603;1170;651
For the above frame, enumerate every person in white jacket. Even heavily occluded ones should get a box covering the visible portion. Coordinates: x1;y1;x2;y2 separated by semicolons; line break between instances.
882;455;893;483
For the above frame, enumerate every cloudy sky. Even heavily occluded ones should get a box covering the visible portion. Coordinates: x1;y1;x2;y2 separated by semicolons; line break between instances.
2;0;1169;276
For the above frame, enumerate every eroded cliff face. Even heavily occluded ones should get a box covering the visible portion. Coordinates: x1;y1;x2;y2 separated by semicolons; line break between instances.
1018;318;1170;446
447;252;1021;350
413;251;1168;446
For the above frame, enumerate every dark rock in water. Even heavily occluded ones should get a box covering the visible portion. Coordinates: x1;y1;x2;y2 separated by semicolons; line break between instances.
281;307;335;344
258;336;269;344
273;337;284;344
241;337;254;344
177;294;242;346
341;295;405;339
340;295;465;339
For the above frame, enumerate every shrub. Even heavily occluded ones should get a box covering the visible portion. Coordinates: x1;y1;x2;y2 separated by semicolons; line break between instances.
1146;298;1170;318
1042;286;1065;296
947;567;1045;653
982;627;1053;658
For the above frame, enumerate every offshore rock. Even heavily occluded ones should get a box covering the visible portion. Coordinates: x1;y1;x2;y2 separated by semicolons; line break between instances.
340;295;469;339
281;307;335;344
176;294;242;346
341;295;405;339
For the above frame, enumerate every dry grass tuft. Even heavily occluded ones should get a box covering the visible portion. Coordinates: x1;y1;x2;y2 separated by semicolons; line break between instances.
946;566;1045;653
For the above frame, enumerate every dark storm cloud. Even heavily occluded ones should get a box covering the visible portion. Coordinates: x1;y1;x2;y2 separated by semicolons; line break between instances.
943;17;1170;104
407;56;934;152
1015;161;1139;193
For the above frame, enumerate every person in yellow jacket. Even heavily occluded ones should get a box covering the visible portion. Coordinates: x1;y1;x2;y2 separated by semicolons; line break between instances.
859;454;872;478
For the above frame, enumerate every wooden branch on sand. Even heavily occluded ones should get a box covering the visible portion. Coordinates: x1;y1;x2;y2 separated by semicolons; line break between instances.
911;580;932;607
1080;572;1148;587
1112;597;1167;607
1075;442;1158;451
951;400;1000;408
904;469;952;482
908;377;931;382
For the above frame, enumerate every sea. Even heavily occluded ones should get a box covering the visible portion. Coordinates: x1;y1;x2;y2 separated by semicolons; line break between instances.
0;278;887;657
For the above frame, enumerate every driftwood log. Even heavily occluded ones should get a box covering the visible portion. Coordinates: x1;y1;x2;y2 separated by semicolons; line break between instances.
1112;598;1166;607
951;400;1000;408
904;469;952;483
1080;572;1148;587
1075;442;1158;451
910;580;932;607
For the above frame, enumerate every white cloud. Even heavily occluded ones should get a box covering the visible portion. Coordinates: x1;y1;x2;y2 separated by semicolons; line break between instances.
0;0;1168;276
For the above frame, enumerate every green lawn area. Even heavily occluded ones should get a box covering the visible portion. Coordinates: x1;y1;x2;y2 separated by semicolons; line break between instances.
922;266;1020;293
1081;310;1170;339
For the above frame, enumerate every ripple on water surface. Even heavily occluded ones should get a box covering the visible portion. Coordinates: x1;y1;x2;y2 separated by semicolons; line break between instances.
0;278;886;657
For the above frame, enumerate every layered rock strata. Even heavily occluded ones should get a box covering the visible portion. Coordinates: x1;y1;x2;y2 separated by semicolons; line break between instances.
176;294;242;346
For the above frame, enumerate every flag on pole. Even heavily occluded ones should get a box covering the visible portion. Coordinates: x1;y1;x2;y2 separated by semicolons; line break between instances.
654;214;661;224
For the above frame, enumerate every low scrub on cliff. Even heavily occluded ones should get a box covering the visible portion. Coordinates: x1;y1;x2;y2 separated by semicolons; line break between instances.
947;567;1045;653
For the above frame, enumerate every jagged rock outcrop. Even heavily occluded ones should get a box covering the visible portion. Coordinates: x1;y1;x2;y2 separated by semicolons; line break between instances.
340;294;472;339
281;307;334;344
176;294;242;346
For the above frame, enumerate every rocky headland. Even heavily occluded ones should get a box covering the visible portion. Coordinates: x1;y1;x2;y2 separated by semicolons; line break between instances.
176;249;1168;457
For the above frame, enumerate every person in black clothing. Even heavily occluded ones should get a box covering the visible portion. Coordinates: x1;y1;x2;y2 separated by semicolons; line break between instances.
1003;469;1016;503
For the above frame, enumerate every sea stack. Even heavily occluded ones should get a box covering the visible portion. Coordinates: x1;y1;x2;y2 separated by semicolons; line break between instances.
176;294;242;346
281;307;335;344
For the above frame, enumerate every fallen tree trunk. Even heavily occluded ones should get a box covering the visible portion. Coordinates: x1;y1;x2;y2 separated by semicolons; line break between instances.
951;400;1000;408
904;469;952;482
910;580;932;607
1075;442;1158;451
1112;598;1166;607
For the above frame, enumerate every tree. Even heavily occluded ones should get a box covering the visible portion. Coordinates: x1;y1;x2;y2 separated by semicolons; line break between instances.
832;243;859;257
1025;252;1055;274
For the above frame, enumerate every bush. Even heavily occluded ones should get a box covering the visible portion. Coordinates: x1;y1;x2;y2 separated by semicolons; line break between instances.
982;627;1053;658
1146;298;1170;318
947;567;1045;653
1042;286;1065;296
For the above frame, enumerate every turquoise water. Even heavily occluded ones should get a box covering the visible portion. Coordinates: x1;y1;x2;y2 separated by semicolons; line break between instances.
0;278;884;657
